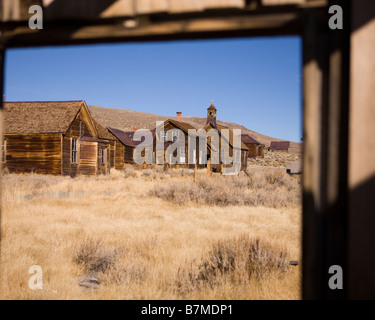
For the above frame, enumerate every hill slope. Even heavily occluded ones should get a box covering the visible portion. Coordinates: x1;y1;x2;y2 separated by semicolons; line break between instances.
88;105;302;153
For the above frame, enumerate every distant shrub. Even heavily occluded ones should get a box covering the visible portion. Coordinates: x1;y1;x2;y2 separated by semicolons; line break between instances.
149;169;301;208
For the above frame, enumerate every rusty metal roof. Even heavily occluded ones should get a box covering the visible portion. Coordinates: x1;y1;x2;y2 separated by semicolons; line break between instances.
270;140;290;150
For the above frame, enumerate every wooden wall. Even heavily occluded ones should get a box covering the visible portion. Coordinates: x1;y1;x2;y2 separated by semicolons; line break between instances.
3;133;61;174
124;145;135;164
62;110;95;176
257;145;264;158
245;143;257;158
79;141;97;175
114;140;125;169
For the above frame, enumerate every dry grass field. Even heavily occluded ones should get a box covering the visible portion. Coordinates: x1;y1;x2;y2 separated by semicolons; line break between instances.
0;166;301;300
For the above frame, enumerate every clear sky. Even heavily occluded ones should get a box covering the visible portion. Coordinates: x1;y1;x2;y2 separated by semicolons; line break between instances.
4;36;302;142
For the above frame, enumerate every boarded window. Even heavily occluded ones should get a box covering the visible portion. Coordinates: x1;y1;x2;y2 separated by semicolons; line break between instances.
101;148;106;165
72;138;78;163
2;139;6;163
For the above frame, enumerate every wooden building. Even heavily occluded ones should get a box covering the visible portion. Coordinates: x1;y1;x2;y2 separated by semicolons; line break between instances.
3;101;115;176
107;127;154;167
241;134;265;158
270;140;290;152
203;101;248;172
153;114;204;168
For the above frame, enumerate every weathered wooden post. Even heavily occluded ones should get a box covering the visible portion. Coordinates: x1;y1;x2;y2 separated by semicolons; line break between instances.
194;162;197;185
207;159;211;176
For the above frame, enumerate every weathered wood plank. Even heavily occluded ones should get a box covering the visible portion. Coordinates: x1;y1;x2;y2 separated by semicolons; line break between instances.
3;133;62;174
348;0;375;299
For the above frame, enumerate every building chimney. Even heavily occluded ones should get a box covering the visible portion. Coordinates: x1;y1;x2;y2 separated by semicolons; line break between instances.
133;128;137;132
176;112;182;122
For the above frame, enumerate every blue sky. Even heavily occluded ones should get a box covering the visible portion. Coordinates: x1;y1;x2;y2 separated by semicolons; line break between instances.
5;36;302;142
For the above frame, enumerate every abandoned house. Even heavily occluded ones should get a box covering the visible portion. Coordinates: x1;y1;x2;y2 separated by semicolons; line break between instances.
2;100;116;176
270;140;290;152
241;134;265;158
107;127;155;167
152;113;206;168
203;101;248;172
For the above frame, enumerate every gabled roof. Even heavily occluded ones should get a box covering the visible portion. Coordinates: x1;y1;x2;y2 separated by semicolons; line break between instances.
204;122;249;151
3;100;98;137
92;119;115;141
270;141;290;150
163;119;197;134
241;134;264;146
108;127;154;147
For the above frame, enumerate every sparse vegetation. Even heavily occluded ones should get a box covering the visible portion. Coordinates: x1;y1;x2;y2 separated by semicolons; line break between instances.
149;168;301;208
0;165;301;299
176;236;290;295
248;150;302;168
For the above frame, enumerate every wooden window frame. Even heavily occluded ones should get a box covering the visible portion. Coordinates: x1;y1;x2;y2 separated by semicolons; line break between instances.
101;147;106;165
2;139;6;163
71;138;78;164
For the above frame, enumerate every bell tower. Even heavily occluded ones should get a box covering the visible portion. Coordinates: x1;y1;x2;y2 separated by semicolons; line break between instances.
206;100;217;127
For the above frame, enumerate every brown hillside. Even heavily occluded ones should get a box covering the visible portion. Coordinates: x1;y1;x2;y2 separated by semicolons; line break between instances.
88;105;302;153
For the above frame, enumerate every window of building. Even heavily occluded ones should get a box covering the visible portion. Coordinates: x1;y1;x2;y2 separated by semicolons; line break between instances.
101;148;106;165
2;139;6;163
172;130;178;142
180;147;186;163
71;138;78;163
160;131;167;142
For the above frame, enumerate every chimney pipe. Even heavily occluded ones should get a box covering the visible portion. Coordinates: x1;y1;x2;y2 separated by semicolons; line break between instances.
176;112;182;122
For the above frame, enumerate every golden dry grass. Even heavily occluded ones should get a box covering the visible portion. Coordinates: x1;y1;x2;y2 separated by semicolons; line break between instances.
0;167;301;300
248;150;302;168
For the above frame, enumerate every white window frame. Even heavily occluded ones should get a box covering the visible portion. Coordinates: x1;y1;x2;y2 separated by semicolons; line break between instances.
172;130;178;142
180;147;186;163
160;131;167;142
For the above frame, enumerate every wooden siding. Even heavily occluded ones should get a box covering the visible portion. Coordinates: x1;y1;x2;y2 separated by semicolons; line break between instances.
124;145;135;164
79;141;97;175
109;140;115;169
62;109;96;176
114;140;125;169
4;133;61;174
257;145;264;158
244;143;257;158
153;122;199;167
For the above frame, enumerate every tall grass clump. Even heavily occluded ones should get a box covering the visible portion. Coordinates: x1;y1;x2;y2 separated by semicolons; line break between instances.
73;238;118;273
176;235;290;294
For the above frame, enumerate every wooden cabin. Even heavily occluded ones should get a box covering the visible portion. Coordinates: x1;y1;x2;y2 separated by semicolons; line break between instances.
3;101;114;176
152;115;205;168
270;140;290;153
203;101;248;172
106;127;154;168
241;134;265;158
